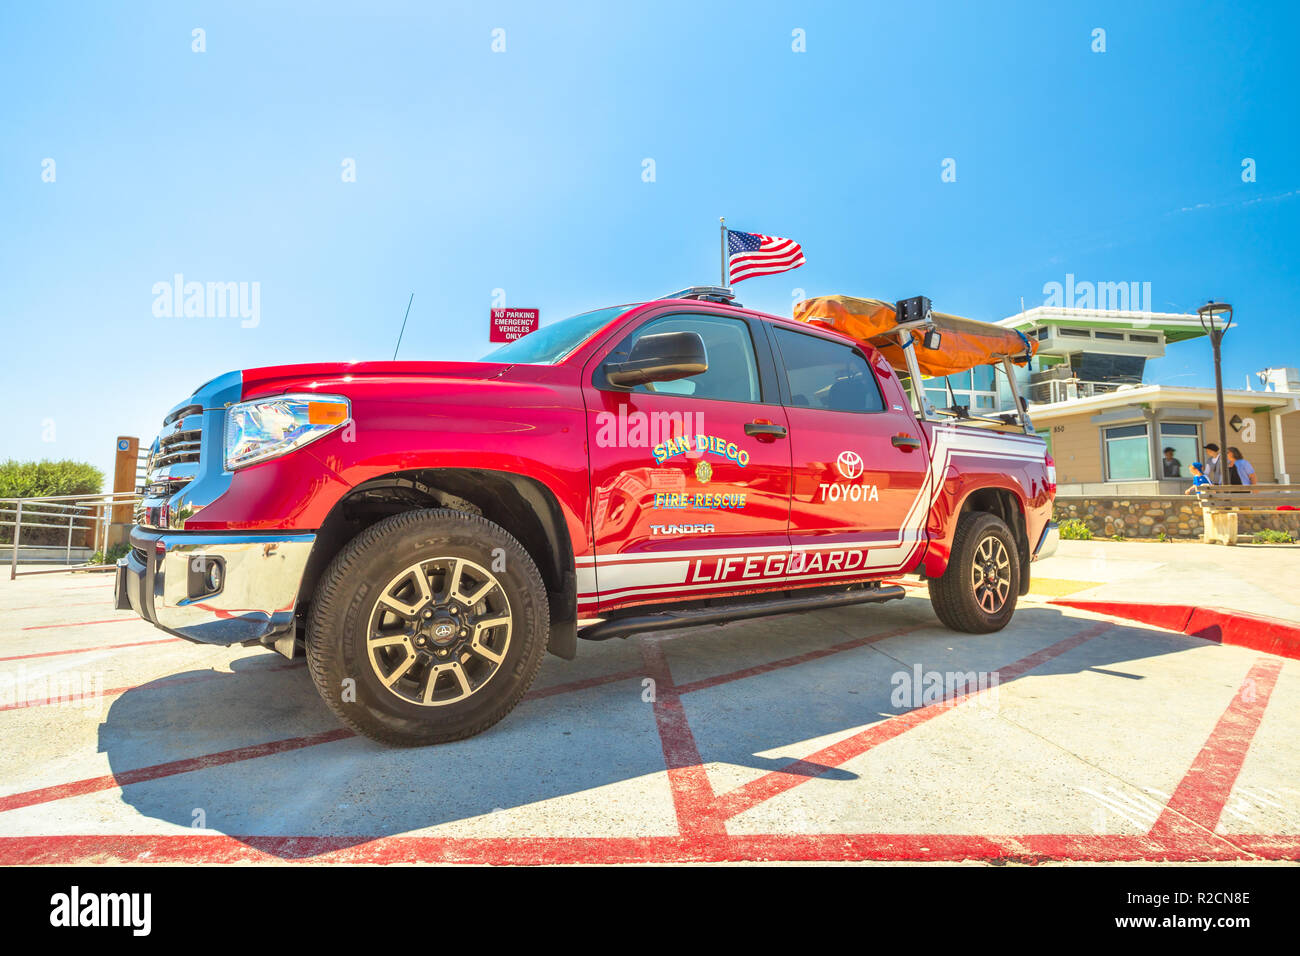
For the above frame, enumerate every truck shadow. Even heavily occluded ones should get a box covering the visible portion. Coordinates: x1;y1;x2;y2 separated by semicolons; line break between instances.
96;603;1219;858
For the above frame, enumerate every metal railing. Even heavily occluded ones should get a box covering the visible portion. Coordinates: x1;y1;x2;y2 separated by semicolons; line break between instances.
1197;483;1300;511
1;492;142;579
1034;378;1136;404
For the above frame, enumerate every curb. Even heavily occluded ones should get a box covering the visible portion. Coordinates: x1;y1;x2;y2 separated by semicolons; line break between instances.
1049;600;1300;660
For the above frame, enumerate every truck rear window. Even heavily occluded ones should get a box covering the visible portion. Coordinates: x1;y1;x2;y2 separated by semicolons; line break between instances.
772;327;885;413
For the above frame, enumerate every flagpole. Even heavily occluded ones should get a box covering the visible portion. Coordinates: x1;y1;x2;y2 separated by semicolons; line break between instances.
719;217;727;288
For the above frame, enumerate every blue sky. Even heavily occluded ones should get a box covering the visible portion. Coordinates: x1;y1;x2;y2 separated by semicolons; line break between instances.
2;1;1297;483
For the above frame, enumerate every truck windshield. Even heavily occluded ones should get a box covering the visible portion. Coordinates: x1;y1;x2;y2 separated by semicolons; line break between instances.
480;305;634;365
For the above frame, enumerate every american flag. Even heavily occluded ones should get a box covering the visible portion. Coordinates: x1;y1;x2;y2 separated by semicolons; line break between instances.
727;229;805;284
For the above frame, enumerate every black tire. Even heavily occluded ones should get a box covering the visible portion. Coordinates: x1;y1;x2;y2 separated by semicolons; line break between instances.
929;511;1020;633
306;508;549;746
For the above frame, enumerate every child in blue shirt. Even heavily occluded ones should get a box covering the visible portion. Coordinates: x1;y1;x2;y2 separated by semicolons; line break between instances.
1184;462;1211;495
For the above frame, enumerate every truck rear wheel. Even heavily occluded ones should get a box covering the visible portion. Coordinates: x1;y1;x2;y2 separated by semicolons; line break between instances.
306;508;549;746
929;511;1020;633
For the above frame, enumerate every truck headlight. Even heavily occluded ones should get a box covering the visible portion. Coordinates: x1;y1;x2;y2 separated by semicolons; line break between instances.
223;394;351;470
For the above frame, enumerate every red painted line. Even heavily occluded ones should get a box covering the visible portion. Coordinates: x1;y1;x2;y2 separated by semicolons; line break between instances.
1051;601;1193;633
6;601;116;611
1;830;1294;866
674;623;928;696
1051;599;1300;660
0;637;178;662
1184;607;1300;658
0;729;357;815
1227;834;1300;858
713;623;1113;821
0;664;657;809
1149;657;1283;843
639;639;726;837
0;652;633;713
21;617;137;631
1006;833;1258;863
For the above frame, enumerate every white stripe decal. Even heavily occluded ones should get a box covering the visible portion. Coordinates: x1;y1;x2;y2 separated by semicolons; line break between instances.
583;428;1046;604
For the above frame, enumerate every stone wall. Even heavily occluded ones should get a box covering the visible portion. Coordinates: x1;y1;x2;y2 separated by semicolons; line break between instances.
1052;495;1300;539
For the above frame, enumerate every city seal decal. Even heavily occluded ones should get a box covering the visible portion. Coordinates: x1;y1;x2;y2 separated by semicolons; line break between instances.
695;460;713;483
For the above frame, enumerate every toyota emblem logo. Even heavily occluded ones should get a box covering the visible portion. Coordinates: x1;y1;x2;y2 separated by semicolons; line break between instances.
433;623;455;639
836;450;864;480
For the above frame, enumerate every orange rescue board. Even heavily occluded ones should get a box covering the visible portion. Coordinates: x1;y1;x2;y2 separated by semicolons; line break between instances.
792;295;1037;377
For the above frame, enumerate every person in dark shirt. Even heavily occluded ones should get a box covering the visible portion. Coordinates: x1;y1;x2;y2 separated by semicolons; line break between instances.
1228;446;1257;485
1161;447;1182;478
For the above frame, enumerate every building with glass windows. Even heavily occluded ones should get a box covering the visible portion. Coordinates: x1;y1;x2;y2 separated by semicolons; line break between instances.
928;306;1300;493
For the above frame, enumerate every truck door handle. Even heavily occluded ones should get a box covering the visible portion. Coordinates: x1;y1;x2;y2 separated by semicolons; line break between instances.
891;434;922;451
745;421;787;440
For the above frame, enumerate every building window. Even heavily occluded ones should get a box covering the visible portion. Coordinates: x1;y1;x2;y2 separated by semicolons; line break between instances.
1059;327;1091;338
1103;423;1151;481
1129;333;1159;343
926;365;1000;413
1095;330;1125;341
1157;422;1200;479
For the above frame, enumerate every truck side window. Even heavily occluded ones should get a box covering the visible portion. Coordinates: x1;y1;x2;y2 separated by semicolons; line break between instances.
772;327;885;413
612;314;762;403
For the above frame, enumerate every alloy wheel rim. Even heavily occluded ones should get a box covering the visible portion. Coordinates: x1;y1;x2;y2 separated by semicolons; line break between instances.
969;535;1011;614
366;557;512;707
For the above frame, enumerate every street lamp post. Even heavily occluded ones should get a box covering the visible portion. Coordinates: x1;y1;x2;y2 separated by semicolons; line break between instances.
1197;300;1234;485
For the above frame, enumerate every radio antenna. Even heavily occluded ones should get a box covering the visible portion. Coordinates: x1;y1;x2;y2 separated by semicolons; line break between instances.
392;292;415;360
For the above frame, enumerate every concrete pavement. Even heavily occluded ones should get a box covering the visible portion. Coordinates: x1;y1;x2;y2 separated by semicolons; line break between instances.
0;565;1295;864
1028;539;1300;622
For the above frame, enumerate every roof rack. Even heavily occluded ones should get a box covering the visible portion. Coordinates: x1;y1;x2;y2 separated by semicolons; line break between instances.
657;286;741;306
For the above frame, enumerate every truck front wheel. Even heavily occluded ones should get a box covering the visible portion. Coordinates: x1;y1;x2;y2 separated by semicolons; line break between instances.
306;508;550;746
929;511;1020;633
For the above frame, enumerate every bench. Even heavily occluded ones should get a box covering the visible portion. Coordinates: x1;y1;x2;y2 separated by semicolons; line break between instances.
1195;483;1300;545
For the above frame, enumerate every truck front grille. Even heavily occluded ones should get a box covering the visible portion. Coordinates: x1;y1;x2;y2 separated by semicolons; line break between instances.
136;370;242;530
145;404;205;497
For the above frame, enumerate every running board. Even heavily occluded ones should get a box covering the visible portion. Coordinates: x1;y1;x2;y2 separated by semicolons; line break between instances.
577;584;907;642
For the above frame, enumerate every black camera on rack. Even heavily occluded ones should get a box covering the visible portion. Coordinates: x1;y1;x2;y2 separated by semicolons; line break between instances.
895;295;942;350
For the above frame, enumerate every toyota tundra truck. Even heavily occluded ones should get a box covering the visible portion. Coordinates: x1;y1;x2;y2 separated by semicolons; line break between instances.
116;288;1058;746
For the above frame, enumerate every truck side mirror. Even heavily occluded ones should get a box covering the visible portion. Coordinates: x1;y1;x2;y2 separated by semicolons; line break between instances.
604;331;708;387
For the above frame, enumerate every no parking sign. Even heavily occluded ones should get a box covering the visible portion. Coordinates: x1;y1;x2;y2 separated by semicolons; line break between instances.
490;308;539;343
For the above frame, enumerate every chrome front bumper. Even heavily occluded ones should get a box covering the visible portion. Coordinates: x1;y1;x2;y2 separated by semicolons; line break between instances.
1033;521;1059;561
115;527;315;646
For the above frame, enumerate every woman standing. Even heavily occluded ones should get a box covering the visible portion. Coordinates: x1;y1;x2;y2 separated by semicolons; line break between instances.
1227;447;1257;485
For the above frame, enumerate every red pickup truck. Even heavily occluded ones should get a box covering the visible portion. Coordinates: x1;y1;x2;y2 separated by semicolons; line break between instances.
117;288;1057;745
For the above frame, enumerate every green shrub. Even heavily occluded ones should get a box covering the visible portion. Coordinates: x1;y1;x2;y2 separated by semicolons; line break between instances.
1059;518;1092;541
90;543;130;565
0;459;104;499
0;459;105;545
1110;533;1126;542
1254;529;1295;544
